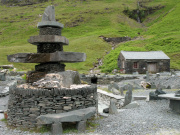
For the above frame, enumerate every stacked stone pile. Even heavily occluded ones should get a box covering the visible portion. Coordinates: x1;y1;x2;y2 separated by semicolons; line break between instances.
8;5;86;83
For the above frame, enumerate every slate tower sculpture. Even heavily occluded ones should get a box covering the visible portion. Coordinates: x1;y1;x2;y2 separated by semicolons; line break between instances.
8;6;86;83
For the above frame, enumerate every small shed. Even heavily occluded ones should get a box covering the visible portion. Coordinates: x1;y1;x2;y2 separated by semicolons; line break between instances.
118;51;170;74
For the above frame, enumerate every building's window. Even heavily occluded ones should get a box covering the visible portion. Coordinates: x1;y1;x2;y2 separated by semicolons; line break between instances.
133;62;138;69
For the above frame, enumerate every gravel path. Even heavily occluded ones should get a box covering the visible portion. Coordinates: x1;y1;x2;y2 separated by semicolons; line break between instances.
0;90;180;135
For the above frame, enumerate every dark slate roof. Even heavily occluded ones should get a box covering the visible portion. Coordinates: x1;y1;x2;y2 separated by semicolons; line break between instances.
121;51;170;60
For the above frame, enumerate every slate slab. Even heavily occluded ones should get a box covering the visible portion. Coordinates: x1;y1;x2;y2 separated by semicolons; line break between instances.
28;35;69;45
123;84;132;106
109;99;118;114
42;5;56;21
7;51;86;63
0;73;6;81
36;107;96;124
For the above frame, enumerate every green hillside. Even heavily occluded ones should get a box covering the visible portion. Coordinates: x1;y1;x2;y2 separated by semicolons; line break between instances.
0;0;180;73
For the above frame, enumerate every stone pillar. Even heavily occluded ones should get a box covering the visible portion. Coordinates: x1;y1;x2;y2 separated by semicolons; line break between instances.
77;120;86;132
51;122;63;135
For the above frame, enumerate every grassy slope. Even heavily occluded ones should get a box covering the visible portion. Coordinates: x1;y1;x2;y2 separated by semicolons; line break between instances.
0;0;179;73
101;0;180;72
0;0;142;73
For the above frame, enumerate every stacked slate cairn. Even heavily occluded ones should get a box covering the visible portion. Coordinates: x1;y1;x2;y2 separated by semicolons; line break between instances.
7;6;97;129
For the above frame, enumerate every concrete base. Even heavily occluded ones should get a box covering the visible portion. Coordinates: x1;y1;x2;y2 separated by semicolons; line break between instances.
169;100;180;113
51;122;63;135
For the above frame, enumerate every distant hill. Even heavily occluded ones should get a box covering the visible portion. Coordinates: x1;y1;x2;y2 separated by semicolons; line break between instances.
0;0;179;73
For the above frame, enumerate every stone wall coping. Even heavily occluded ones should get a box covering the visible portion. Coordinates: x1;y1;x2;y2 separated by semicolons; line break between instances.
10;85;97;97
158;93;180;100
97;89;124;100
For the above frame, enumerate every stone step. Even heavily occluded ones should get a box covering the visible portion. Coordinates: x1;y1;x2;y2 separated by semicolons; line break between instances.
7;51;86;63
28;35;69;45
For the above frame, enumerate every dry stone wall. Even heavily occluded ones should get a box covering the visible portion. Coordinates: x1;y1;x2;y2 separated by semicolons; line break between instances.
7;85;97;129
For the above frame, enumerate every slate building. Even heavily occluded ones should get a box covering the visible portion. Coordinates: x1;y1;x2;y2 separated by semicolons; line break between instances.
118;51;170;74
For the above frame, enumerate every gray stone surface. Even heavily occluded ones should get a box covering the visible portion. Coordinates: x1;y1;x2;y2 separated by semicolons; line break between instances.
42;6;55;22
51;122;63;135
122;101;139;109
146;71;149;82
123;84;132;106
158;93;180;100
36;107;96;124
0;73;6;81
108;82;119;91
109;99;118;114
111;87;120;95
159;93;180;113
97;89;124;100
175;90;180;97
7;51;86;63
28;35;68;45
77;121;86;132
37;21;64;28
32;70;81;88
0;95;9;112
0;86;9;97
169;100;180;113
133;96;147;101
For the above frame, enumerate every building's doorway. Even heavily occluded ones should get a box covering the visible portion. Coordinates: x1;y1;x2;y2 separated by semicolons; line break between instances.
147;63;157;73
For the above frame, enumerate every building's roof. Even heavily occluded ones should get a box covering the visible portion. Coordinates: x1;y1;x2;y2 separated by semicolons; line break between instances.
121;51;170;60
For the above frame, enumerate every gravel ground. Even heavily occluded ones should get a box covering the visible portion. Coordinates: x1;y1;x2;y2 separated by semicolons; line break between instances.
0;90;180;135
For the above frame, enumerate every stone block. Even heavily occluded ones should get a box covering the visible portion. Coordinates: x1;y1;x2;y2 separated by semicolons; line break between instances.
133;96;147;101
169;100;180;113
41;6;56;22
77;121;86;132
51;122;63;135
123;84;132;106
122;101;140;109
36;107;96;124
0;72;6;81
63;106;72;111
7;51;86;63
109;99;118;114
28;35;68;45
